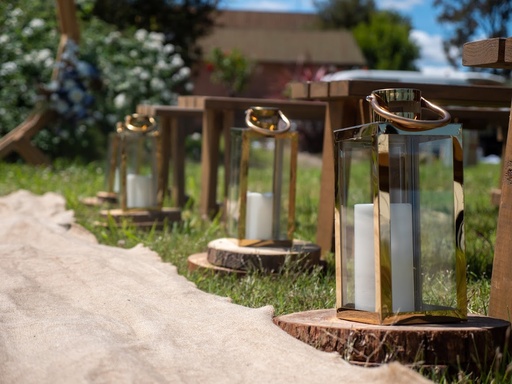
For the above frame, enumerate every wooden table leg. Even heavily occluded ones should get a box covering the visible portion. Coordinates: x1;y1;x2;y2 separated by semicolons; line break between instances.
171;116;186;207
489;99;512;321
200;109;223;218
221;110;235;218
158;116;172;206
316;100;359;257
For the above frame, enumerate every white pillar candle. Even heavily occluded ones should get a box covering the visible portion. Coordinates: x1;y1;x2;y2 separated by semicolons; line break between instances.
354;204;376;311
113;168;120;193
126;174;155;208
245;192;273;239
353;203;415;312
390;204;415;312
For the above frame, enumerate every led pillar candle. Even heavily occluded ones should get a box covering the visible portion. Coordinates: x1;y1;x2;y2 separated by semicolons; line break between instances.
126;174;155;208
354;203;414;312
245;192;273;239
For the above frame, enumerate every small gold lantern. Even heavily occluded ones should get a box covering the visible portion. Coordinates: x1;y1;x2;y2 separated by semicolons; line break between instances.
100;113;181;226
189;107;321;273
333;89;466;325
226;107;297;247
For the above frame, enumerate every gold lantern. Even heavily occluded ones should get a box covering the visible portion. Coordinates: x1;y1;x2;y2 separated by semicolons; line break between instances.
100;113;181;227
190;107;320;274
227;106;297;247
333;88;466;325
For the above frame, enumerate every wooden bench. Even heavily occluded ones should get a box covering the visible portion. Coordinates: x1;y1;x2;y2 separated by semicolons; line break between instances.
289;78;512;257
136;104;203;207
463;37;512;321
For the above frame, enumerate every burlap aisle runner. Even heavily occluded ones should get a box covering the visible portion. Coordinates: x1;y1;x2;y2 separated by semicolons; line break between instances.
0;190;431;383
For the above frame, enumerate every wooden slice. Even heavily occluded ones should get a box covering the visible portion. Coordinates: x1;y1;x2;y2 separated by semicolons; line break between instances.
187;252;246;276
206;238;321;272
99;207;181;228
273;309;511;373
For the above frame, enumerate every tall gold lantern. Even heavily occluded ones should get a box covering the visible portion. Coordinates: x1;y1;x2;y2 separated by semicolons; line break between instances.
227;106;297;247
333;89;466;325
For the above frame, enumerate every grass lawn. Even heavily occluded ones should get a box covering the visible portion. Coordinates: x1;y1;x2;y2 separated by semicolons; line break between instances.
0;156;507;382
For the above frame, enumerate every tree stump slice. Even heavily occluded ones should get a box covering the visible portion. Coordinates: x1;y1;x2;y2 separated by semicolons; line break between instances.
99;207;181;228
273;308;511;373
187;252;246;276
206;238;321;272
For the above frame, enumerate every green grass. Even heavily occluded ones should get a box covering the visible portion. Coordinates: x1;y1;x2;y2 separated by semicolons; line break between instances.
0;158;508;382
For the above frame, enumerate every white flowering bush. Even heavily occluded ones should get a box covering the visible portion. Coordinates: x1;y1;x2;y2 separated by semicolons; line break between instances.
0;1;192;161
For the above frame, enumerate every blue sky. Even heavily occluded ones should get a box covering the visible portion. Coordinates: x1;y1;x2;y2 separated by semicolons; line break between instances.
219;0;459;73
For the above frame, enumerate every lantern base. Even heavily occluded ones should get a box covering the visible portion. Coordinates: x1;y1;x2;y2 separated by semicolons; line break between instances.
98;207;181;228
203;237;321;273
273;308;511;374
80;191;118;206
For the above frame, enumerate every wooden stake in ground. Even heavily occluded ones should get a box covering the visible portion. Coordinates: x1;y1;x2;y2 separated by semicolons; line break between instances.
462;37;512;321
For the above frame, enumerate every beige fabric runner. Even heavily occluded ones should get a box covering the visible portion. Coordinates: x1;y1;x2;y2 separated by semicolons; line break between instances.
0;190;431;383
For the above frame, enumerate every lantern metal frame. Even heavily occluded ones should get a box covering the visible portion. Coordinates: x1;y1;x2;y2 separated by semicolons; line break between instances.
333;89;467;325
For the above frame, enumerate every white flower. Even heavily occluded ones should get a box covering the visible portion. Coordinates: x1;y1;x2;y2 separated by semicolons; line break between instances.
134;29;148;42
0;62;18;76
114;93;127;109
29;18;45;29
163;44;174;54
139;70;150;81
129;49;139;58
170;55;184;67
148;31;165;44
178;66;191;78
36;48;52;63
0;34;9;44
21;27;33;37
150;77;165;91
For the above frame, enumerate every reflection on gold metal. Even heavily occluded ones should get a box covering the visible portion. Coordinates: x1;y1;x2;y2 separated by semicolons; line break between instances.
367;88;451;130
124;113;156;133
245;106;291;135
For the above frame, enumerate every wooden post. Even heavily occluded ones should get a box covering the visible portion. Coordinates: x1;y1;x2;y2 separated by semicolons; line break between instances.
462;37;512;321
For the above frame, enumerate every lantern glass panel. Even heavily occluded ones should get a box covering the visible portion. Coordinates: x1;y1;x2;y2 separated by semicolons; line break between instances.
120;131;159;210
105;131;121;194
227;128;294;242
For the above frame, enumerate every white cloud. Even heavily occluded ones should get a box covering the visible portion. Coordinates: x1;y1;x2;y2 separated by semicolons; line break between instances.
411;29;452;70
380;0;424;12
221;0;316;12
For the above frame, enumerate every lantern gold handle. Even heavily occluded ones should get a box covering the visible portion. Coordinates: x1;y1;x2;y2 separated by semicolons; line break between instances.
366;94;451;130
245;107;291;135
125;114;156;133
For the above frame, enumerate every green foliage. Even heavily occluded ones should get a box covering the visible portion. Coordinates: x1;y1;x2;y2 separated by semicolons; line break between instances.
352;11;420;70
206;47;254;96
89;0;219;67
433;0;512;70
314;0;376;29
313;0;420;70
0;157;508;382
0;0;192;162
